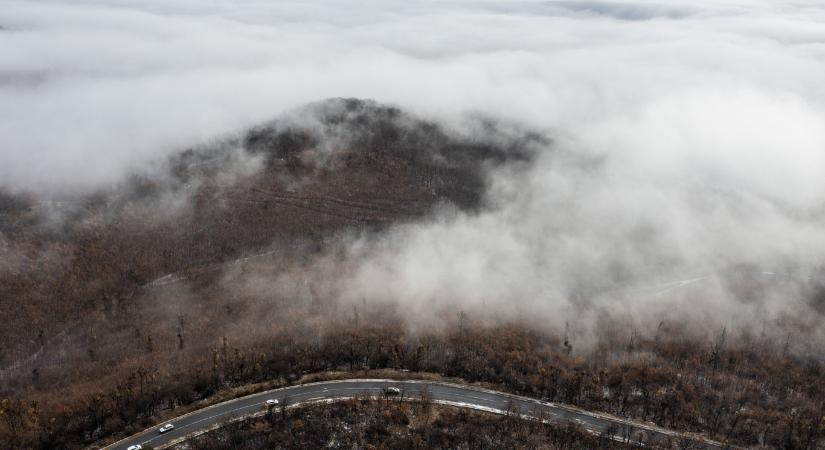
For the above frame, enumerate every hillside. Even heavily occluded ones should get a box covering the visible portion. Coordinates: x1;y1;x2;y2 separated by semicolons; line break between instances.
0;101;823;450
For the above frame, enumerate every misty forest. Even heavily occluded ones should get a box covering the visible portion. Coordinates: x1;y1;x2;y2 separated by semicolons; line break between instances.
3;2;825;450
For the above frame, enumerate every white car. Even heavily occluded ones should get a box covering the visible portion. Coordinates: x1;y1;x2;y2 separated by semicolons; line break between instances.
383;387;401;396
127;446;143;450
158;423;175;433
265;399;279;406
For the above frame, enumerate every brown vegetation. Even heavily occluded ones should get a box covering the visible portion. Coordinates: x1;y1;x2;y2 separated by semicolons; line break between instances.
179;399;635;450
0;99;823;449
1;313;824;449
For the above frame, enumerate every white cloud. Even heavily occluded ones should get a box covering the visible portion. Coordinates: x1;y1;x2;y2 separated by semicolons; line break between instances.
4;0;825;342
3;0;825;192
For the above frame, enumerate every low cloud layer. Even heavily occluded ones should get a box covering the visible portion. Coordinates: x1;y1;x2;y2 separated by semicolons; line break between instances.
3;1;825;193
4;1;825;346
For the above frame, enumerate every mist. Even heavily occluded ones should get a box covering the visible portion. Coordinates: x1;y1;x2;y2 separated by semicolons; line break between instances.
3;0;825;192
4;0;825;348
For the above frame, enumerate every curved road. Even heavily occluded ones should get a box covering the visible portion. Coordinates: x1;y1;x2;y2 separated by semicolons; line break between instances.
104;379;728;450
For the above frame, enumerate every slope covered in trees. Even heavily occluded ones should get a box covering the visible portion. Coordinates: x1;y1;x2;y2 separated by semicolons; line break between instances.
1;100;823;449
178;399;639;450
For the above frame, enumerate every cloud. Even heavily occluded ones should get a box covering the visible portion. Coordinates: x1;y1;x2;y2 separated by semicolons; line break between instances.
535;1;699;20
4;0;825;345
3;0;825;193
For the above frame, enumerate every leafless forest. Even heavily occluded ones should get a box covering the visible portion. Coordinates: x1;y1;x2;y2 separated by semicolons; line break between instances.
179;399;641;450
0;100;823;449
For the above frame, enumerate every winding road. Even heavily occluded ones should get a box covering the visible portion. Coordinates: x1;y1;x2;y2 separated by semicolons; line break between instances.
103;379;728;450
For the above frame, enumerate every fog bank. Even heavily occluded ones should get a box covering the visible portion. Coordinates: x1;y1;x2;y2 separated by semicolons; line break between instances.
4;0;825;345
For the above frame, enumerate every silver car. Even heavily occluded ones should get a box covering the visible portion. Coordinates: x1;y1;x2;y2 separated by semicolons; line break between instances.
158;423;175;433
383;387;401;396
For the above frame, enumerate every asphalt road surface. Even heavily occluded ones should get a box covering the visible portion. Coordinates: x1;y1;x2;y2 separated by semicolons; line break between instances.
104;379;727;450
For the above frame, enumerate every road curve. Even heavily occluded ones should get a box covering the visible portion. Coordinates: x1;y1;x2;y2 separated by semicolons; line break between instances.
104;379;728;450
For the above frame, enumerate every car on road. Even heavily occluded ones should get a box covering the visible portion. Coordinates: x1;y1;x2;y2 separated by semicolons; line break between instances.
127;445;142;450
158;423;174;433
383;387;401;396
265;399;279;406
